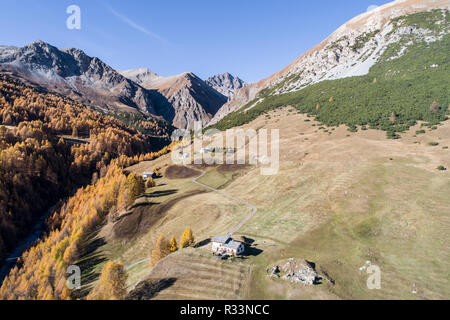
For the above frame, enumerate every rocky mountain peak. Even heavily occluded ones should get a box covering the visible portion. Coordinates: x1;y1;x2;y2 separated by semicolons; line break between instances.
120;68;159;85
205;72;247;99
28;40;51;49
120;69;227;129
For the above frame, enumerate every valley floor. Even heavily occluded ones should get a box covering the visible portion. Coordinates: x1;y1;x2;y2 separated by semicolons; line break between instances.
82;107;450;300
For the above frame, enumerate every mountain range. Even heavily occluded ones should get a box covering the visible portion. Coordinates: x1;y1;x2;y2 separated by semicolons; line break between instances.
0;43;244;130
0;0;448;131
0;41;156;115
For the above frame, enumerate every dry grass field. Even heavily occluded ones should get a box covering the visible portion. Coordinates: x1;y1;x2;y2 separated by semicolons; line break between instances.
82;107;449;300
140;248;251;300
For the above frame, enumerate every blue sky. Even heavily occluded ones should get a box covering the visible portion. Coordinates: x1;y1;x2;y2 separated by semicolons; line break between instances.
0;0;392;83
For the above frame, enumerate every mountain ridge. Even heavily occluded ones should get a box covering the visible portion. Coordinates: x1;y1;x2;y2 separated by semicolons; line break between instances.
209;7;449;139
0;43;237;130
0;41;157;115
119;68;228;129
209;0;450;125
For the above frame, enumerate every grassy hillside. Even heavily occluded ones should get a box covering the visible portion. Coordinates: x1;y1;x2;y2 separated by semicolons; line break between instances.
73;107;447;300
212;109;449;300
118;104;449;299
211;10;450;139
4;106;446;300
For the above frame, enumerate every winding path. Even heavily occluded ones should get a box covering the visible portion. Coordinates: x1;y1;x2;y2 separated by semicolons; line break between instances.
126;258;150;271
125;167;258;271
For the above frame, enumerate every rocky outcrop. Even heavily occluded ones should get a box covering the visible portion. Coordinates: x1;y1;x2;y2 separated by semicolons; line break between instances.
209;0;450;125
205;72;247;99
268;258;322;286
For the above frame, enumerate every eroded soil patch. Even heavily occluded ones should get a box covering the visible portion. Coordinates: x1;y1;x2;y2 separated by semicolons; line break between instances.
165;165;202;180
112;190;207;239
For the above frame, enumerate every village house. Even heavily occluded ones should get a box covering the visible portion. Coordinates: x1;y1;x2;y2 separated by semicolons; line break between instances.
142;172;155;181
199;147;212;154
211;234;245;257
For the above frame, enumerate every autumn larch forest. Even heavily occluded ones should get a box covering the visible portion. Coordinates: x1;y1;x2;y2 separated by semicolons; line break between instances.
0;74;174;299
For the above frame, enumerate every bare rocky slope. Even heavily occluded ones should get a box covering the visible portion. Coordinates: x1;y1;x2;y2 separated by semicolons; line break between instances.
120;69;228;129
209;0;450;125
205;72;247;99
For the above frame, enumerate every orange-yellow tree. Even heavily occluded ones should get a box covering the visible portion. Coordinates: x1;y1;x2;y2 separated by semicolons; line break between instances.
145;178;156;189
87;261;128;300
127;173;145;204
169;236;178;253
180;228;194;248
150;235;171;267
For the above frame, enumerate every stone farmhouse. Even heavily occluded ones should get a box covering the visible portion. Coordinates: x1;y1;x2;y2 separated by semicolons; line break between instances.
211;234;245;257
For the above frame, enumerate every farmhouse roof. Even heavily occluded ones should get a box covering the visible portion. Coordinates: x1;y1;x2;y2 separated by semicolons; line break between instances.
212;235;230;244
223;240;243;250
212;233;234;244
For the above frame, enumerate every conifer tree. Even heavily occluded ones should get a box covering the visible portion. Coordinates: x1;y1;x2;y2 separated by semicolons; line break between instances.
126;173;145;204
72;125;78;137
180;228;194;248
150;235;170;267
145;178;155;189
87;261;128;300
169;236;178;253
